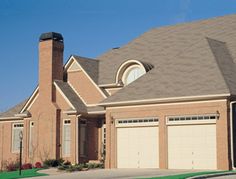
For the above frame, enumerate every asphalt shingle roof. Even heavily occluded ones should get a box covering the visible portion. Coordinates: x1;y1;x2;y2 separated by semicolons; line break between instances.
54;80;87;113
99;14;236;104
73;55;99;84
0;100;27;118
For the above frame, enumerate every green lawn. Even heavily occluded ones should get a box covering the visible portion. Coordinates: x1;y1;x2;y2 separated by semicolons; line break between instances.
0;168;48;179
141;170;233;179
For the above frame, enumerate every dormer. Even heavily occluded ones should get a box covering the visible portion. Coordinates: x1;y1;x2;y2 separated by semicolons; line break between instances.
116;60;153;86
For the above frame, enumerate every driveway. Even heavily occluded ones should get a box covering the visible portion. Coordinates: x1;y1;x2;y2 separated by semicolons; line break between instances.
27;168;204;179
211;175;236;179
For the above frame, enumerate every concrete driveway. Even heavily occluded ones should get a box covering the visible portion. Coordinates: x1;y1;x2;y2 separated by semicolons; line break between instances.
27;168;204;179
211;175;236;179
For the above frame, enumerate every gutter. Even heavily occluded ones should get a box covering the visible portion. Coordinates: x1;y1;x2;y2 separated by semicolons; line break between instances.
230;101;236;170
76;114;82;164
100;94;230;107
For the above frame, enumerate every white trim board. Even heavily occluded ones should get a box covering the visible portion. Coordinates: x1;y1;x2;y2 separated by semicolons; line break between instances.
54;82;75;110
106;99;227;110
115;59;146;84
20;86;39;113
100;94;230;106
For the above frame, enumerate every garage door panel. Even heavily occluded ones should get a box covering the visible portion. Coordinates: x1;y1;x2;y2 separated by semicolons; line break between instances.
168;124;216;170
117;126;159;168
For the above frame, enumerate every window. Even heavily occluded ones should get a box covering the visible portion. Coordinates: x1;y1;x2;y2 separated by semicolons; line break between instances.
122;65;145;85
12;123;23;152
117;118;159;124
29;121;34;156
63;120;71;156
116;60;152;86
167;114;219;123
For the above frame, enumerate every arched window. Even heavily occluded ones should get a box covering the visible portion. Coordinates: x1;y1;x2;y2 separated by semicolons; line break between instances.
122;65;145;85
116;60;152;86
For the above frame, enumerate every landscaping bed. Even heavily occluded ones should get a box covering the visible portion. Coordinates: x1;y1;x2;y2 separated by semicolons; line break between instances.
0;158;104;179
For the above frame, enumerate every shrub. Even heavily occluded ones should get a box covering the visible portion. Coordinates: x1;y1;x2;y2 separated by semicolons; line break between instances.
73;164;83;171
57;162;103;172
43;159;64;167
98;163;104;168
34;162;42;168
58;158;64;165
22;163;32;170
63;160;71;166
82;163;88;168
6;161;19;171
58;165;66;170
87;163;94;169
67;165;76;172
86;162;104;169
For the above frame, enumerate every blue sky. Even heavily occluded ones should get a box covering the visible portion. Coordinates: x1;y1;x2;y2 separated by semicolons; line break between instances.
1;0;236;112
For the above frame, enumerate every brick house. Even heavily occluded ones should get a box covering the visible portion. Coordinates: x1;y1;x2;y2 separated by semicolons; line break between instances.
1;14;236;170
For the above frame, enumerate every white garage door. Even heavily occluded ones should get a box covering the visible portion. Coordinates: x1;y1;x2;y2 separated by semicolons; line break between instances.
116;118;159;168
167;114;217;170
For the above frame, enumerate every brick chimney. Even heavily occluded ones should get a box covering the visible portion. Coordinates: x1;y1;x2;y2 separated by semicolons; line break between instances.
39;32;64;102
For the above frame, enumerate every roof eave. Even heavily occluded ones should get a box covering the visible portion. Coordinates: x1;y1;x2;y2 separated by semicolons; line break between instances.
15;112;31;118
87;110;106;114
63;110;88;116
99;93;230;107
0;116;23;121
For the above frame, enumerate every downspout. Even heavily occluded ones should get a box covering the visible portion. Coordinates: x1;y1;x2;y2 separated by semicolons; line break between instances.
230;101;236;170
76;114;81;164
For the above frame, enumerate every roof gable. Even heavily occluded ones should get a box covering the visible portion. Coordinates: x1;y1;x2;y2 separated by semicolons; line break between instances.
68;60;81;72
72;55;99;84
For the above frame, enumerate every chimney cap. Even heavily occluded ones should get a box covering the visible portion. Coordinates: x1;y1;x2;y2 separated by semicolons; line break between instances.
39;32;63;42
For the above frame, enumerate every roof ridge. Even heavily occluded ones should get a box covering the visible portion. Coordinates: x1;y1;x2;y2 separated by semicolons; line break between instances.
72;54;99;61
207;37;236;94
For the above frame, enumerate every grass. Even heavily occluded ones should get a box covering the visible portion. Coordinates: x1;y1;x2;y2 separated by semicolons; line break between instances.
141;170;234;179
0;168;48;179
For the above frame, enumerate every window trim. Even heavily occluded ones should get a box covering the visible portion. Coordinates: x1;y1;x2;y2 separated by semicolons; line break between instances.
115;60;146;85
12;123;24;153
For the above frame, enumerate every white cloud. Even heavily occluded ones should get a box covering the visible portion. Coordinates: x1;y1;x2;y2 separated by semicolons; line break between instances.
173;0;191;23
